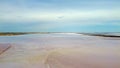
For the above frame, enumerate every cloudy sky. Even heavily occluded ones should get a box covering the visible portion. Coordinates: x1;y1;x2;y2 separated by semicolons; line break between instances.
0;0;120;32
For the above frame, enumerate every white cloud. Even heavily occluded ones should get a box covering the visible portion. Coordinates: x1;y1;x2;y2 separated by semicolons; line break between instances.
0;9;120;24
0;0;120;25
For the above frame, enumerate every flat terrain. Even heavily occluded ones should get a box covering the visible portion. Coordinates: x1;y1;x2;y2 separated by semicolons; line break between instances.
0;33;120;68
0;44;11;55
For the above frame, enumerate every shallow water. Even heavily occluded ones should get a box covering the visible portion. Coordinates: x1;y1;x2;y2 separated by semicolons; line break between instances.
0;33;120;68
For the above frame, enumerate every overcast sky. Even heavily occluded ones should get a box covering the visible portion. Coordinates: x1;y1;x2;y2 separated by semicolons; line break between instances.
0;0;120;32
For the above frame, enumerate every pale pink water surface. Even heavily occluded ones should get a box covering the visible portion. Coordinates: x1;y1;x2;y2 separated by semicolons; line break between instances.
0;33;120;68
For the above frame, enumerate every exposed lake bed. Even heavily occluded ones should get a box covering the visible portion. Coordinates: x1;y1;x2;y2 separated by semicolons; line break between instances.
0;33;120;68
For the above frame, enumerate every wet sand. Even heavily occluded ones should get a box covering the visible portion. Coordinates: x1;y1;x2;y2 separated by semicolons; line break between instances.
0;33;120;68
0;44;11;55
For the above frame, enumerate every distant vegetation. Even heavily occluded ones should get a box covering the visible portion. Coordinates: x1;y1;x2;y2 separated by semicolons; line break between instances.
82;33;120;38
0;32;120;38
0;32;29;36
0;32;51;36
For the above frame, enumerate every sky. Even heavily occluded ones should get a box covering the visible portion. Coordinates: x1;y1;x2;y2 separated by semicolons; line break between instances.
0;0;120;32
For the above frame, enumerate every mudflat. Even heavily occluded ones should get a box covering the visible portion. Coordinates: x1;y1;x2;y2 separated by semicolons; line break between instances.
0;33;120;68
0;44;11;55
